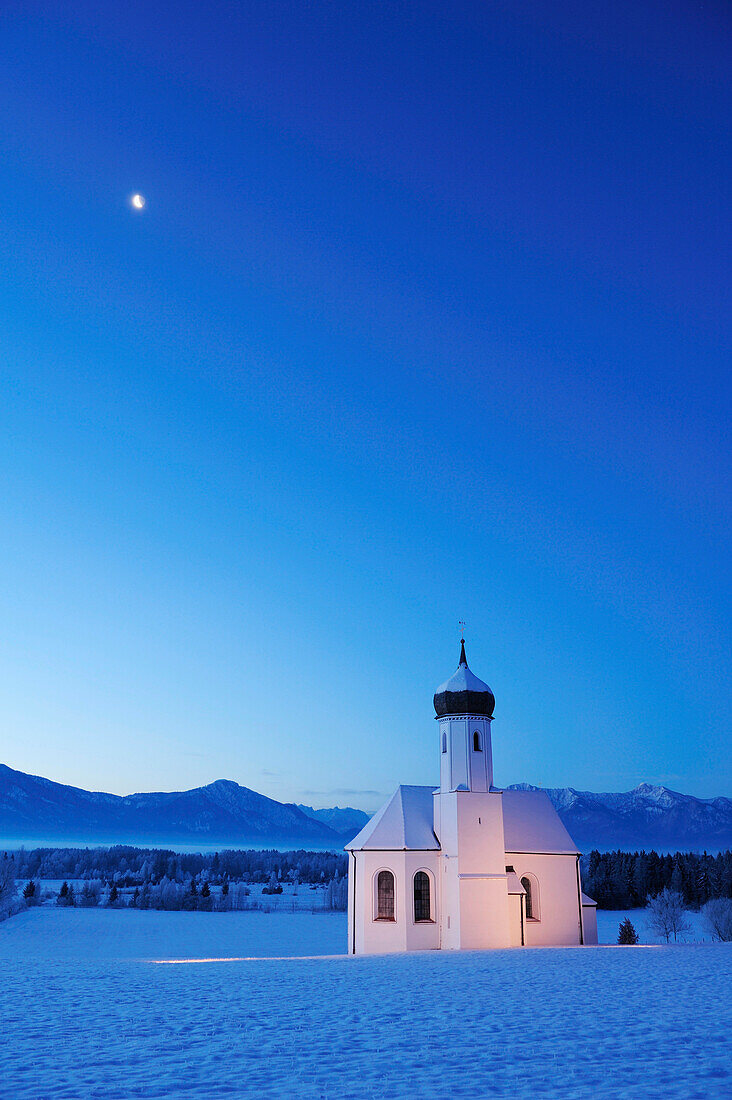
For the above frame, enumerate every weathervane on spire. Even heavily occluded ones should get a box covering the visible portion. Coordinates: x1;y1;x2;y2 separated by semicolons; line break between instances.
458;620;465;642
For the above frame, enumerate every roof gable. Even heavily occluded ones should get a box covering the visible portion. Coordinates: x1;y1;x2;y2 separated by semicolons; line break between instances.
346;785;439;851
346;785;579;855
501;789;579;854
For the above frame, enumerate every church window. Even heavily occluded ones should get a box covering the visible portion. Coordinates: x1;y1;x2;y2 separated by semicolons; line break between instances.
473;730;482;751
521;875;539;920
413;871;431;922
441;732;447;753
376;870;395;921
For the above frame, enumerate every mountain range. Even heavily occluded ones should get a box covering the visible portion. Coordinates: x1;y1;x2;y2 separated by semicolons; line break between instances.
0;763;367;849
1;763;729;852
507;782;732;852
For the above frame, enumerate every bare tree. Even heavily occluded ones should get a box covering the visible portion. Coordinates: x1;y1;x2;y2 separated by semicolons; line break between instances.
646;888;691;943
701;898;732;942
0;857;18;917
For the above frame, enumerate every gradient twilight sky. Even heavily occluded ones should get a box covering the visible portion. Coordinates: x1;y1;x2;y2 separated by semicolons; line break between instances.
1;1;730;808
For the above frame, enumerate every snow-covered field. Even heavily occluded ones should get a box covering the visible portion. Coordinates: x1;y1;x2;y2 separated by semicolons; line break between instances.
23;879;337;912
596;906;708;944
2;908;730;1099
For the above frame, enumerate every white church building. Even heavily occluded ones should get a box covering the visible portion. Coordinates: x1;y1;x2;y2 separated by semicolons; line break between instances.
346;641;598;953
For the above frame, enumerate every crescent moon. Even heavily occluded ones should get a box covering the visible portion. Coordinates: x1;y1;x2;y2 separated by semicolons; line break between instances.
131;193;145;210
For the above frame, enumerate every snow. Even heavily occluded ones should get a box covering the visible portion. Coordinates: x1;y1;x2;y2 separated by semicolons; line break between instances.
501;789;579;853
347;785;578;855
435;663;492;695
0;906;344;961
346;785;439;851
19;879;338;912
2;908;731;1098
596;907;709;945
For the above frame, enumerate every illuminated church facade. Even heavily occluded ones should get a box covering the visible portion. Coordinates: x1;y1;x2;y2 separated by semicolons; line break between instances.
346;641;598;953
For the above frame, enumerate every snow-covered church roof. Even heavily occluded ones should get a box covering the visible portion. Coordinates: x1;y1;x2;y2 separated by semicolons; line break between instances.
346;785;578;855
501;789;579;854
345;786;440;851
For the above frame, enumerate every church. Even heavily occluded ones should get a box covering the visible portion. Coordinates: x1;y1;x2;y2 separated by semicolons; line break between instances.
346;641;598;953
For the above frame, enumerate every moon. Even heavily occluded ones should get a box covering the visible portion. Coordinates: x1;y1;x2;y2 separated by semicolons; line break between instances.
131;193;145;210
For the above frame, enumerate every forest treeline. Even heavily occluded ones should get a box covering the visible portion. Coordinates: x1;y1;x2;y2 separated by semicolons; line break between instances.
6;846;732;911
581;849;732;910
8;846;349;887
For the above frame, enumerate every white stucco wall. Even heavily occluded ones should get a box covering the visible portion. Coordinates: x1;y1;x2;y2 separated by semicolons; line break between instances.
438;715;493;793
350;845;591;951
582;902;598;945
435;790;459;950
348;849;440;954
439;789;511;949
507;892;524;947
508;853;584;946
404;852;440;951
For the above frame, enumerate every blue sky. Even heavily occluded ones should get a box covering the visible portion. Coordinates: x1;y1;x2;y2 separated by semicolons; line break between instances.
0;1;729;807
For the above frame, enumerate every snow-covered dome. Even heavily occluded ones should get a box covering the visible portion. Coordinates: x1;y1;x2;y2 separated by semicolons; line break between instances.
433;640;495;718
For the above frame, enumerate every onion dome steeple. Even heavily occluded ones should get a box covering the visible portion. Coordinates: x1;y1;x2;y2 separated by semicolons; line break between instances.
433;639;495;718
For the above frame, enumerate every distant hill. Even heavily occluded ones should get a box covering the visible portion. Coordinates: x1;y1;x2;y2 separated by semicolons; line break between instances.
297;804;371;834
507;782;732;852
2;763;729;852
0;764;351;849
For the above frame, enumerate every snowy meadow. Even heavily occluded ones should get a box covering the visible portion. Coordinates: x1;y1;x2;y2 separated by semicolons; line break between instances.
1;906;730;1099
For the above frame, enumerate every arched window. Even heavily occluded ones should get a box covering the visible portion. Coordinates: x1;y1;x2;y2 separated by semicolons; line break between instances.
441;732;447;753
521;876;533;918
413;871;431;923
473;730;482;752
521;875;539;920
376;870;395;921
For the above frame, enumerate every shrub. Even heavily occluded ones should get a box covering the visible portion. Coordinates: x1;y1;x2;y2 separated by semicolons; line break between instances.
56;881;76;907
22;880;40;906
78;882;100;907
701;898;732;942
0;859;23;922
646;888;690;943
617;918;639;945
0;859;16;908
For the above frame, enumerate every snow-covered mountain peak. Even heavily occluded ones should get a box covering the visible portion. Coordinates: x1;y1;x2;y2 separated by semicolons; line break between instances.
204;779;246;794
631;782;675;800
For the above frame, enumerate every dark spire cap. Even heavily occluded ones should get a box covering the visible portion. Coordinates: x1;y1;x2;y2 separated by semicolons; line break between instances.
433;641;495;718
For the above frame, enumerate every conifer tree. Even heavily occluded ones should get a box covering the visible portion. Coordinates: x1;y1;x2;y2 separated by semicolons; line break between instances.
617;918;639;944
632;856;647;905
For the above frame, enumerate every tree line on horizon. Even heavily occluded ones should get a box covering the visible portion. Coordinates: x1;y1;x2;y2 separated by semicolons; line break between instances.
581;849;732;910
8;845;349;887
5;845;732;912
34;871;349;913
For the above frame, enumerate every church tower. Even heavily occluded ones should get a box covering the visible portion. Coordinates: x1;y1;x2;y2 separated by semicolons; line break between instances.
434;637;495;793
433;639;511;949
